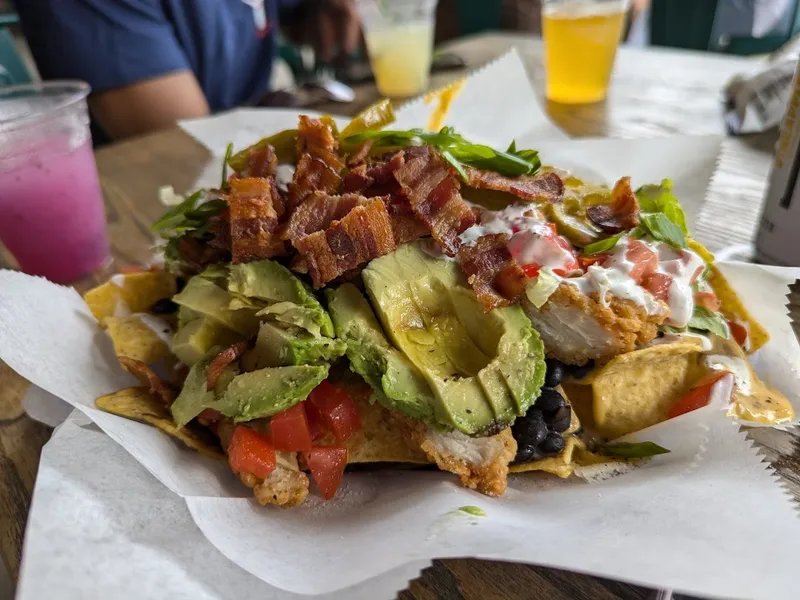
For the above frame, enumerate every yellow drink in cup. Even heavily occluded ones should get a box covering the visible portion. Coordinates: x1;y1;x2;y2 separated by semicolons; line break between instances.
357;0;439;99
365;22;434;98
543;0;629;104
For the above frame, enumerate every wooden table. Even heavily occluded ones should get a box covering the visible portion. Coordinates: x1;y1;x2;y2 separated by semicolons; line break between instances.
1;33;796;599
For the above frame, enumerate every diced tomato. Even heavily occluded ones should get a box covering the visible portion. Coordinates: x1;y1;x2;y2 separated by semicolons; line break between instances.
307;381;362;442
641;272;672;301
625;239;659;284
304;446;348;500
269;403;313;452
667;371;730;419
521;264;540;278
197;408;222;426
227;425;276;479
729;320;749;348
304;401;328;441
578;253;608;270
694;291;721;312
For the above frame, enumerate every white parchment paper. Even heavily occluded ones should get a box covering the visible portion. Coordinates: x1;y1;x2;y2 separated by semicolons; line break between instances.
4;50;800;599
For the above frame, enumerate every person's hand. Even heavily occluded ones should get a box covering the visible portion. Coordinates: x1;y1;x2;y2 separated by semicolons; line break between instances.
283;0;361;65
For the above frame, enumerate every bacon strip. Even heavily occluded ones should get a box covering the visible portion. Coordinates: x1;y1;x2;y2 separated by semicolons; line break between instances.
586;176;640;233
207;341;249;390
294;199;396;287
236;144;277;179
457;234;527;311
393;147;475;255
288;117;345;211
465;168;564;203
282;192;371;241
347;140;373;167
226;177;285;263
119;357;177;406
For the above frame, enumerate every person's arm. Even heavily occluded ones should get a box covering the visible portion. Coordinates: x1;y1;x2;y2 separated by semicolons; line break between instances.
89;72;209;140
14;0;210;141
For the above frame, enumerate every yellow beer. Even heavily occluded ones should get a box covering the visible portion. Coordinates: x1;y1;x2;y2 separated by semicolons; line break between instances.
543;0;628;104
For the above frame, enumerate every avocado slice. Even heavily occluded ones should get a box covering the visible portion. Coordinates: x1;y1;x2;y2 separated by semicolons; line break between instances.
170;352;238;428
171;350;329;426
172;317;242;366
242;321;346;370
256;301;326;337
326;284;437;423
362;242;546;435
225;364;329;422
172;276;261;336
227;260;334;337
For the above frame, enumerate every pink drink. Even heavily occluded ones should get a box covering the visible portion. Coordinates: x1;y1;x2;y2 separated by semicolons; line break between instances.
0;82;110;283
0;140;109;282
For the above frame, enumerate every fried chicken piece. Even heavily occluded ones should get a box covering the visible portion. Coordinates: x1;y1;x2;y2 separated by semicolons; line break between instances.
395;415;517;496
522;282;667;366
239;466;310;508
217;420;309;508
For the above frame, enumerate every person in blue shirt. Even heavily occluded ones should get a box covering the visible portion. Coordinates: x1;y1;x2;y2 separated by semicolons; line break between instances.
14;0;359;142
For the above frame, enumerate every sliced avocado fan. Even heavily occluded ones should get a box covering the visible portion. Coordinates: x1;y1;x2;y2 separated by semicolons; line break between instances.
333;242;546;436
327;284;437;423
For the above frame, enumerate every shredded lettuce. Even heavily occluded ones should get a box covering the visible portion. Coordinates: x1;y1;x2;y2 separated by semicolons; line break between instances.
635;179;689;249
687;305;730;339
639;213;687;249
525;267;561;308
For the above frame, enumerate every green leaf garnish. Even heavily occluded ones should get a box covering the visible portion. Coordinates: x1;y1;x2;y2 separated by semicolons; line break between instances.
221;143;233;190
636;179;689;235
342;127;540;180
639;213;687;248
598;441;671;458
583;232;624;255
151;189;206;233
524;267;561;308
687;305;730;339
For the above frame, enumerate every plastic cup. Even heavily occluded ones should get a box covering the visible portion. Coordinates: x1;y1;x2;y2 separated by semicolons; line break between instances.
356;0;439;99
542;0;629;104
0;81;110;283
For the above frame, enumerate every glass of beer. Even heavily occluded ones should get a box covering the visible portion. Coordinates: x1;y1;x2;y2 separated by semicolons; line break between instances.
542;0;629;104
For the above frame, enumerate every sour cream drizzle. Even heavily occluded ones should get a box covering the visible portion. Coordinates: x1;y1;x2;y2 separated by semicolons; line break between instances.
653;243;706;328
457;204;577;273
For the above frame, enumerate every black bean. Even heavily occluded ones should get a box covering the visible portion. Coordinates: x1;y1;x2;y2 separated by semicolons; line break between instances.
544;359;566;388
535;387;566;417
539;432;565;455
514;443;537;464
176;277;187;292
150;298;178;314
549;406;572;433
567;360;595;380
512;412;547;448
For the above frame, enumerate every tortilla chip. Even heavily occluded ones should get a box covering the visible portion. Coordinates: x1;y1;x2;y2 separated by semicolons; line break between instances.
707;264;769;353
342;381;429;464
95;387;224;459
105;316;172;364
566;340;705;439
510;436;583;477
84;271;177;326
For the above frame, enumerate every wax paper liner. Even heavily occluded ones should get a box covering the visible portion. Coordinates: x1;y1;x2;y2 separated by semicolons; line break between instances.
2;259;800;599
179;48;567;190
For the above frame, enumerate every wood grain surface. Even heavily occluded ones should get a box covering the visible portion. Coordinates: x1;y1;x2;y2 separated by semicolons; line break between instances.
0;33;796;599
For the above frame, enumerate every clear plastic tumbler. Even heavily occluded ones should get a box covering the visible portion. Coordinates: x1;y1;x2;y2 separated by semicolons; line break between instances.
0;82;110;283
356;0;439;99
